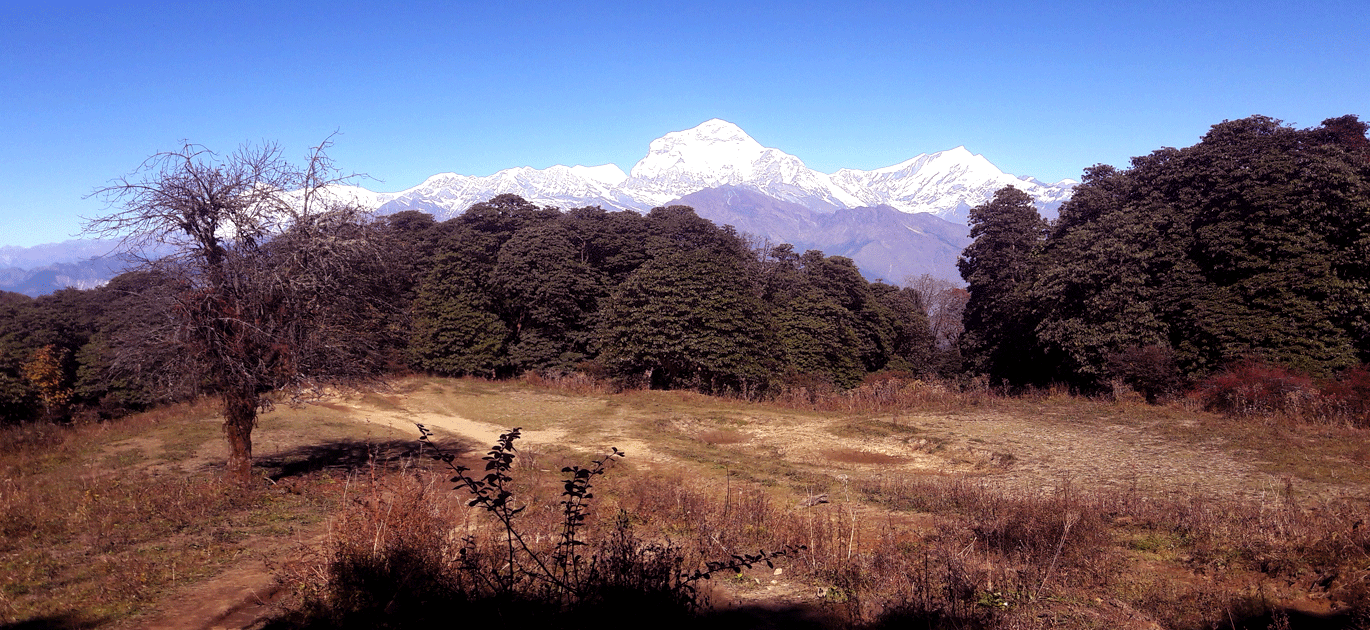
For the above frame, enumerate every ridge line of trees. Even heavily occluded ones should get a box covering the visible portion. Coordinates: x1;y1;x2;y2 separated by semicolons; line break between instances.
6;112;1367;443
3;195;963;430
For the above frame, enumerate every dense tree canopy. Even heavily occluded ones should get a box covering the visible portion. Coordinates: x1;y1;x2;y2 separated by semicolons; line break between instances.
960;114;1370;393
958;186;1048;386
400;199;940;396
600;248;776;392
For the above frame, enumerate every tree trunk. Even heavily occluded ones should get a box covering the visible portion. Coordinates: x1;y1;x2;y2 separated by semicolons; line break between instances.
223;391;257;485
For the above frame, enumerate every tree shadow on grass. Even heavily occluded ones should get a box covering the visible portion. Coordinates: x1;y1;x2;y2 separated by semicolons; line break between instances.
1180;608;1361;630
261;599;842;630
255;438;473;481
0;615;104;630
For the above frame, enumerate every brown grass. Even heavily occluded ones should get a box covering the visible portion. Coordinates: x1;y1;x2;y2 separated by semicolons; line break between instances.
0;395;432;628
272;433;1370;628
8;376;1370;629
0;402;300;625
697;428;748;445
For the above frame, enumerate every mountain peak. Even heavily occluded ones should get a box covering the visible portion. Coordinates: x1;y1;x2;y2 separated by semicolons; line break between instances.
650;118;761;153
568;164;628;186
628;119;769;181
689;118;751;141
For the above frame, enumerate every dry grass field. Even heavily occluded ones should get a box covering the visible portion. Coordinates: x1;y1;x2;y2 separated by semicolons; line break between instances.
3;376;1369;629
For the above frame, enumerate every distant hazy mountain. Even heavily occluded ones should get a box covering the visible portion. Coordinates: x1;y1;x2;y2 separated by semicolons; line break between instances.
0;240;163;297
0;257;128;297
0;239;123;269
675;186;971;284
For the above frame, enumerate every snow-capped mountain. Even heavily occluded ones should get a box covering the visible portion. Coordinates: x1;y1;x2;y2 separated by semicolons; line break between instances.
364;119;1076;224
617;119;865;211
830;147;1077;224
376;164;641;217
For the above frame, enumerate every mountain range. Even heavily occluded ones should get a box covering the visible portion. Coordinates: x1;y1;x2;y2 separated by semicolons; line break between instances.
0;240;134;297
357;119;1075;226
4;119;1074;295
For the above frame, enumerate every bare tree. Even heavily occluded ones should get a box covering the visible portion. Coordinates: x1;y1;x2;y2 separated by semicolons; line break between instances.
85;138;396;483
905;274;968;350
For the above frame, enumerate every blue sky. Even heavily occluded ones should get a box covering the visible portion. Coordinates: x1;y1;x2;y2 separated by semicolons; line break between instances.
2;0;1366;248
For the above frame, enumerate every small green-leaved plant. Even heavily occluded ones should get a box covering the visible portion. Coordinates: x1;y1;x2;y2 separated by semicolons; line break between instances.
416;423;803;618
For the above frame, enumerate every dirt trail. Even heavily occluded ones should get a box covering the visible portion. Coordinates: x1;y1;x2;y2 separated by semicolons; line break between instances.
326;388;671;466
139;560;286;630
332;382;1318;503
344;397;567;450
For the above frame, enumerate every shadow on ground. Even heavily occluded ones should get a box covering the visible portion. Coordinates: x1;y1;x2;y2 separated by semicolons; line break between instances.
256;438;473;481
0;615;104;630
260;601;845;630
1199;608;1361;630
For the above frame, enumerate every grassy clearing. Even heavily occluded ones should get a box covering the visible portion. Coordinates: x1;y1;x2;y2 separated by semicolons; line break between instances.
0;403;324;626
0;393;464;629
5;376;1370;628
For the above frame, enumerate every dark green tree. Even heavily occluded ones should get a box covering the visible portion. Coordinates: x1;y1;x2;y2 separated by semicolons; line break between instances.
492;220;600;372
871;282;937;373
562;205;654;286
1174;116;1368;375
69;270;187;417
958;186;1048;386
799;251;898;374
408;224;509;377
0;286;109;422
1031;166;1170;387
772;285;867;389
599;248;776;394
1035;115;1370;386
0;291;38;422
409;196;615;377
644;205;751;261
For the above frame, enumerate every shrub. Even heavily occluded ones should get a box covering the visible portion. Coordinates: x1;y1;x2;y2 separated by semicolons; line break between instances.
1195;360;1370;426
1106;344;1183;403
276;427;802;628
1196;360;1318;417
1319;364;1370;427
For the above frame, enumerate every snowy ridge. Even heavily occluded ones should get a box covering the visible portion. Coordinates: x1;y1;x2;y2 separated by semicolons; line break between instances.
359;164;641;217
830;147;1076;223
360;119;1075;223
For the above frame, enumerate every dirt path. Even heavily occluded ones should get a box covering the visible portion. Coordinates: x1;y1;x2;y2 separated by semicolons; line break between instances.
324;386;673;466
663;407;1296;501
344;396;568;451
138;561;287;630
130;525;324;630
